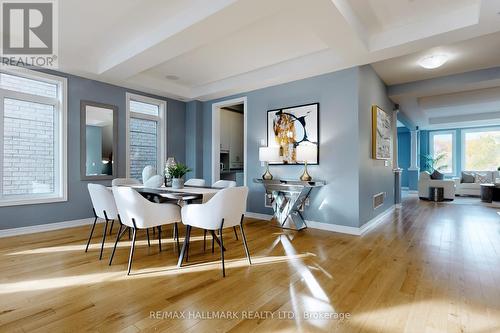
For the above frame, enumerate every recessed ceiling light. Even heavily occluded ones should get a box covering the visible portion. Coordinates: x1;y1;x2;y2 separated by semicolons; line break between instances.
165;74;179;81
418;54;448;69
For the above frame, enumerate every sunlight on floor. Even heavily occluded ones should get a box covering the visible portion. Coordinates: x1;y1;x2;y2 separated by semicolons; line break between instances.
0;254;311;295
279;234;335;329
351;299;500;333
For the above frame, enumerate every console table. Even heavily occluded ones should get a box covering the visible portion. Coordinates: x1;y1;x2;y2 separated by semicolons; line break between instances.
254;178;325;230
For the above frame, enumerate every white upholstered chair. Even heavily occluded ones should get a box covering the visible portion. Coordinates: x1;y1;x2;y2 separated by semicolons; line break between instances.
142;165;156;184
212;180;237;188
110;186;181;275
111;178;141;186
178;187;250;277
87;184;119;260
418;171;455;200
185;178;206;187
144;175;163;188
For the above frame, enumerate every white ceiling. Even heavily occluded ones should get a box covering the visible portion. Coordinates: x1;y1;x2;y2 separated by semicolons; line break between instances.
51;0;500;101
372;31;500;85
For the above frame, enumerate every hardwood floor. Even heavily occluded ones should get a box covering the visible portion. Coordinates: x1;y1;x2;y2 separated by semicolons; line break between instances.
1;195;499;332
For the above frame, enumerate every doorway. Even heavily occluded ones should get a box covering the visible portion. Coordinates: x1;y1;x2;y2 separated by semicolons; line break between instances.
211;97;247;186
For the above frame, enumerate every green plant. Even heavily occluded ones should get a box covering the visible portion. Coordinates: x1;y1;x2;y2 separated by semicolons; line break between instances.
497;166;500;171
421;153;448;173
167;163;191;179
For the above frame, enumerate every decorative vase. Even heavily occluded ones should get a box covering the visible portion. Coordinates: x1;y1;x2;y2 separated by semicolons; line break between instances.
172;178;184;189
164;157;176;186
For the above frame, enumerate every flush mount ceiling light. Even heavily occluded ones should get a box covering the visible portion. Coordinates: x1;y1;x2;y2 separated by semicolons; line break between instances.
165;74;179;81
418;54;449;69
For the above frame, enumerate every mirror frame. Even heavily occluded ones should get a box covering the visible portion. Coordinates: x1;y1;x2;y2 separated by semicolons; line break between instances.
80;100;118;181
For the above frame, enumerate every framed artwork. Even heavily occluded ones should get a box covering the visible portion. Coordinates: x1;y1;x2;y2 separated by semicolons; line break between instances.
371;105;392;160
267;103;319;165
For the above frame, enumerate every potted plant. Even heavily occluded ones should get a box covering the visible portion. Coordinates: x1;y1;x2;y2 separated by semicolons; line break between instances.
421;152;448;173
167;163;191;189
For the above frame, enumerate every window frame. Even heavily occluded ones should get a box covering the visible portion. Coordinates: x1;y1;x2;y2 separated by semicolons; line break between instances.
461;126;500;172
0;66;67;207
125;92;166;179
429;130;456;176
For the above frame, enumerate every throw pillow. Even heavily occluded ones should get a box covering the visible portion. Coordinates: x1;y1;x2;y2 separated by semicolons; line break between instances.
474;173;488;184
430;170;444;180
461;172;475;183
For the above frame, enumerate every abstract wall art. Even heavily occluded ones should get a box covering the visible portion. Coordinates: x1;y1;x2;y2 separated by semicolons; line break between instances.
371;105;392;160
267;103;319;164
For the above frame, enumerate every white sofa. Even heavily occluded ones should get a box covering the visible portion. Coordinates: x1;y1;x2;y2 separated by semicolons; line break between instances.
453;171;500;196
418;171;456;200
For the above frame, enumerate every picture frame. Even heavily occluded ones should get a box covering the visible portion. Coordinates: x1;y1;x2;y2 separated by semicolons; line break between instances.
371;105;392;160
267;102;319;165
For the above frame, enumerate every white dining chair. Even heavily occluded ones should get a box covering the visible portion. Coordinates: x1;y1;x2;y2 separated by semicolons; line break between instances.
212;180;237;188
111;178;141;186
185;178;206;187
178;187;250;277
142;165;156;184
87;184;119;260
110;186;181;275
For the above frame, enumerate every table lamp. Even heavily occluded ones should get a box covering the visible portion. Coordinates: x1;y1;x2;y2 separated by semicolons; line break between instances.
259;146;280;180
296;143;317;181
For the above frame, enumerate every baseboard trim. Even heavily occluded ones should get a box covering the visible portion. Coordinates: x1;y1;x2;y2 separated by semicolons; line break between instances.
245;205;395;236
0;218;95;238
359;205;396;235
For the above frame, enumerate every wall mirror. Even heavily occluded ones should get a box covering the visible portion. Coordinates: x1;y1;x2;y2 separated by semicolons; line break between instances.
80;101;118;180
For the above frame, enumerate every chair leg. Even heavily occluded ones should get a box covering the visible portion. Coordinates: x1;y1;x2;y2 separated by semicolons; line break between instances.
153;227;156;236
211;232;215;253
109;224;126;265
174;223;180;254
109;219;114;235
177;225;191;267
203;229;207;252
220;220;225;277
85;217;97;252
127;228;137;275
233;226;239;240
240;221;252;265
146;228;151;247
99;218;109;260
158;226;162;252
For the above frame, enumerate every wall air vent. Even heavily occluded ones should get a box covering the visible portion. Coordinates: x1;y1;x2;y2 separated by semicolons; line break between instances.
373;192;385;210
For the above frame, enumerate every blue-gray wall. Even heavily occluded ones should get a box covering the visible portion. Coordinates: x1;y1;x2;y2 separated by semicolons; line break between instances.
185;101;204;179
0;70;186;229
358;65;395;225
199;65;393;228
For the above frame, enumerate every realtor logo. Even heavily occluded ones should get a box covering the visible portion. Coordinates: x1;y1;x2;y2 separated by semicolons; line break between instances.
1;0;58;68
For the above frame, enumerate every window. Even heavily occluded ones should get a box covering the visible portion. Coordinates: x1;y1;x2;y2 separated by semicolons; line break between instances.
126;93;166;181
462;128;500;171
429;131;455;175
0;68;67;206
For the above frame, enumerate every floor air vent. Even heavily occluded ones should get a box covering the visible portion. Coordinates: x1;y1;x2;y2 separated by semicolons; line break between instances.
373;192;385;209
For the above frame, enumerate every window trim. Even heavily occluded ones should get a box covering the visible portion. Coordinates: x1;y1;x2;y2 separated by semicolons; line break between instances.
0;66;67;207
429;130;456;176
125;92;166;179
461;126;500;172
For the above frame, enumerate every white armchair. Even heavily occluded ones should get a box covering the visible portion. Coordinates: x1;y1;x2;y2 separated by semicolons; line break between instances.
177;187;250;277
111;186;181;275
111;178;141;186
87;184;119;260
212;180;237;188
418;171;455;200
185;178;206;187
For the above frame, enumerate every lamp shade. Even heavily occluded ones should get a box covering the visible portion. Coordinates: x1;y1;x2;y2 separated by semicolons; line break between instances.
296;143;317;163
259;146;280;162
